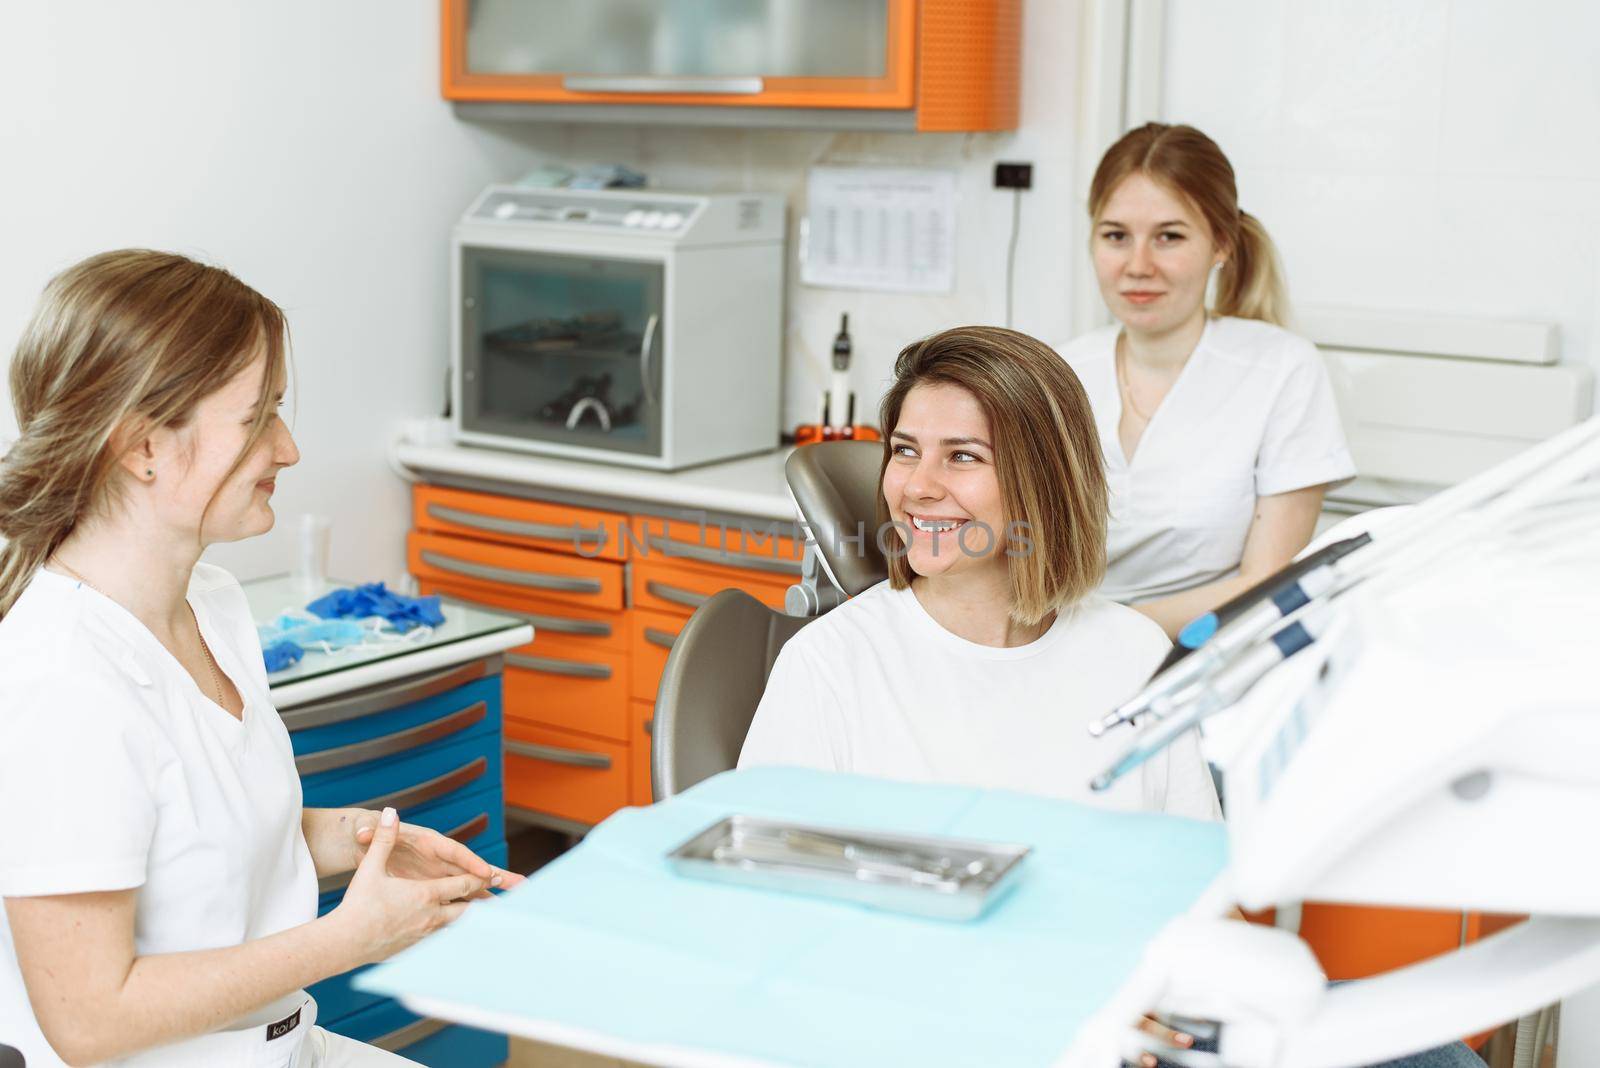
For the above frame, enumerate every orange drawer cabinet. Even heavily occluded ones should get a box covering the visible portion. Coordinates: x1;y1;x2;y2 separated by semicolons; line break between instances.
629;609;685;704
409;530;624;611
504;721;630;827
414;485;627;561
408;483;800;826
632;557;792;619
418;581;628;653
631;700;655;807
503;636;631;744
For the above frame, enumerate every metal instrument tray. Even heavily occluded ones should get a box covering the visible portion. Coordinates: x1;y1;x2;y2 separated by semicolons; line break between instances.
666;814;1030;922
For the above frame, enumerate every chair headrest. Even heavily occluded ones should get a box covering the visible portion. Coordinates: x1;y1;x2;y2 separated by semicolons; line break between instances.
785;441;889;597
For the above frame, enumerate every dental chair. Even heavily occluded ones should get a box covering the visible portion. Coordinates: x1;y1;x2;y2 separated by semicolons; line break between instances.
651;441;886;800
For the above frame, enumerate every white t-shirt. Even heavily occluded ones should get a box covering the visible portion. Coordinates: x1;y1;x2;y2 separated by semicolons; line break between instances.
0;564;319;1067
738;581;1220;820
1058;316;1357;604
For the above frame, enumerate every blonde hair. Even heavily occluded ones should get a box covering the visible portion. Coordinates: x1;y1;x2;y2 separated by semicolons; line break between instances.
876;326;1108;626
0;250;288;618
1090;122;1289;326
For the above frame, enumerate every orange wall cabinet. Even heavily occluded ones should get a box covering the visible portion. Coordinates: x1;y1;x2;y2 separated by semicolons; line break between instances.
441;0;1020;132
412;483;803;829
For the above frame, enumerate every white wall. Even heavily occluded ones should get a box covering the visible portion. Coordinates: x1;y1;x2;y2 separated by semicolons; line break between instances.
0;1;545;583
0;1;1082;585
1160;0;1600;374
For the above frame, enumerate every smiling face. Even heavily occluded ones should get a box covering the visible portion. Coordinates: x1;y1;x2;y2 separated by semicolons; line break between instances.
145;345;299;546
1091;172;1226;338
881;382;1007;580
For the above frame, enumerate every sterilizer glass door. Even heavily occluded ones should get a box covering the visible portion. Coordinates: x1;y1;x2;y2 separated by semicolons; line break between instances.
460;246;664;458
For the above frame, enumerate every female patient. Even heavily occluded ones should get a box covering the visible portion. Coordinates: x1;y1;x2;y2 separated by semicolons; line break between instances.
740;325;1218;821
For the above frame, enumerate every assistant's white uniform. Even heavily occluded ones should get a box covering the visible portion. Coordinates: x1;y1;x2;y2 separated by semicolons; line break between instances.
1058;316;1356;604
739;581;1220;821
0;565;413;1067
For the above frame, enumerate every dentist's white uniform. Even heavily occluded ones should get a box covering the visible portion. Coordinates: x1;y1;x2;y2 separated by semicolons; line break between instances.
0;565;411;1067
1057;316;1356;604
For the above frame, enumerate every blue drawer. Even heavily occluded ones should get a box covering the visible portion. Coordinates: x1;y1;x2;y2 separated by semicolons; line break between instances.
299;719;502;811
328;993;508;1068
311;839;509;1025
289;676;502;757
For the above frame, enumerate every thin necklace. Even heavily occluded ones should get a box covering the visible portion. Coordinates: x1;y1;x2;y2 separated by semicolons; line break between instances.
1115;336;1156;423
51;555;228;709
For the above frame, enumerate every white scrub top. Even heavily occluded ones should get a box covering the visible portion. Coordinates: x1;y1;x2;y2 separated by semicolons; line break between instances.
1058;316;1356;604
739;581;1221;821
0;563;321;1067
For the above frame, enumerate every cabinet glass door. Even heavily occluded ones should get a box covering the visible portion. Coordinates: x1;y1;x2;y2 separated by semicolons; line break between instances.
460;248;663;458
444;0;910;108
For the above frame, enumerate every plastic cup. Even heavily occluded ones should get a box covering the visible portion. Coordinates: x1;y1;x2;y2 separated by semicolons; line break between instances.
293;514;332;597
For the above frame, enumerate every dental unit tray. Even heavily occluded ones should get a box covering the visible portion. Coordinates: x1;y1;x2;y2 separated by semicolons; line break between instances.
666;814;1030;921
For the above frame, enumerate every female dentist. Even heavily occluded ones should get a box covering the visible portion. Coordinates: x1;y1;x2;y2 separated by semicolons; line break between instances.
1058;123;1356;639
0;250;522;1067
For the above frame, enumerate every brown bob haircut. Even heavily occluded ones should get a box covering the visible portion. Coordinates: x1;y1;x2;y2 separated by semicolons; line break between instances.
875;326;1108;626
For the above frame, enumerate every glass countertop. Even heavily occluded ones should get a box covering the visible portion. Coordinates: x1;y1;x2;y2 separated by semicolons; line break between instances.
242;575;528;689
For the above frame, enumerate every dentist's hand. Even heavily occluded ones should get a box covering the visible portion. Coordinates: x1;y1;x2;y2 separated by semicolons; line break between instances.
351;811;525;898
331;807;490;966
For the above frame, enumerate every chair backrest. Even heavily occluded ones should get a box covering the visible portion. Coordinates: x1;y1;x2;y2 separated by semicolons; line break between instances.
785;440;889;597
652;588;812;800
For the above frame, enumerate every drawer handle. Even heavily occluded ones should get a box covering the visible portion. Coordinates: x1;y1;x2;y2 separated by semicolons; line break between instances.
643;627;679;650
517;611;611;637
506;739;612;770
372;1016;451;1053
295;702;487;776
445;812;491;843
355;755;488;812
563;74;764;95
645;533;803;577
317;811;492;896
645;580;709;609
280;660;491;733
507;652;612;680
436;591;612;637
427;503;607;551
421;550;603;594
643;717;653;737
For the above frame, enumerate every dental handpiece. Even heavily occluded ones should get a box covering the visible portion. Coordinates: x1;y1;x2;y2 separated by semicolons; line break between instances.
1087;535;1371;738
1090;608;1328;792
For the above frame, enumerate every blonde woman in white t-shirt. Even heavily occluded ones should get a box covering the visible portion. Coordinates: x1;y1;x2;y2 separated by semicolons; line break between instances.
0;251;523;1067
740;326;1220;822
1057;123;1356;640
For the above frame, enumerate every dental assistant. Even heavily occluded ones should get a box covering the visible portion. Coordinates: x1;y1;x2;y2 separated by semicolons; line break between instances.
0;250;522;1067
1057;123;1355;640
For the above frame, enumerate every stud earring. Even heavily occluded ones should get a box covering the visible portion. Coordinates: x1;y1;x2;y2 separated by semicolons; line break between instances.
145;469;154;478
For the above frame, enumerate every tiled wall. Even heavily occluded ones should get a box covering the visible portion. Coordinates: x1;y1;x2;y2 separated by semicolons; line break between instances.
495;0;1083;433
1162;0;1600;373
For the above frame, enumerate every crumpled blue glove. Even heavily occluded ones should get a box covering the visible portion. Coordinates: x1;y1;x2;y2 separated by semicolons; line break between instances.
262;639;305;674
307;582;445;632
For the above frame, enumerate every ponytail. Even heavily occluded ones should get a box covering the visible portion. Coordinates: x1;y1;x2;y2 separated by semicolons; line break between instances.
0;430;97;618
1213;210;1289;326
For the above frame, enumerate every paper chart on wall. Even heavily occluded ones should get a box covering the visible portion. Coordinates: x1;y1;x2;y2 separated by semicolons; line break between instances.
800;166;957;294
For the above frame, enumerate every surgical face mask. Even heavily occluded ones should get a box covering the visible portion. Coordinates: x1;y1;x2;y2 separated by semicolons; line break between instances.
257;616;367;652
